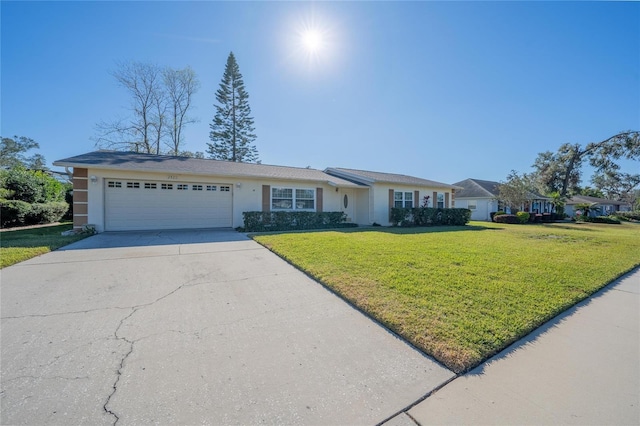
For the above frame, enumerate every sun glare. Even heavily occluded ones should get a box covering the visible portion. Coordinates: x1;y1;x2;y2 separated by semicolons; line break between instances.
301;30;323;53
284;11;342;74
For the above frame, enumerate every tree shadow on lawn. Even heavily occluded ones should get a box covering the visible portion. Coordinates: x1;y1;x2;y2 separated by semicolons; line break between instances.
464;265;639;377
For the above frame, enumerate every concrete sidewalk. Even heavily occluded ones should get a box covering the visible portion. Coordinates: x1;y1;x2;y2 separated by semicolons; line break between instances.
387;267;640;426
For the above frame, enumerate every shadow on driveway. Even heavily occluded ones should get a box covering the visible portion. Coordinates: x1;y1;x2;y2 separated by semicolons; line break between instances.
58;228;249;250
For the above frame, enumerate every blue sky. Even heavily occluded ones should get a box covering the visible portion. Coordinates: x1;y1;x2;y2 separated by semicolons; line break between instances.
2;1;638;184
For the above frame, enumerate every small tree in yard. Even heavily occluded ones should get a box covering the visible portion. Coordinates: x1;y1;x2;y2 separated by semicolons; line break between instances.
207;52;258;162
498;170;533;213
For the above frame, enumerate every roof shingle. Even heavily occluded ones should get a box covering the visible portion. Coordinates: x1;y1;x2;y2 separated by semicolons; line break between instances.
53;151;364;188
325;167;457;189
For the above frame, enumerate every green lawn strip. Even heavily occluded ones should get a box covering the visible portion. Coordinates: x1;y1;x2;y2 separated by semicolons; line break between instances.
253;222;640;373
0;223;90;268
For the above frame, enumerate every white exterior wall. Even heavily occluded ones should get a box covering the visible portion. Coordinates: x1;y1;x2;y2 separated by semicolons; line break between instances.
84;168;363;231
370;184;456;226
455;198;498;221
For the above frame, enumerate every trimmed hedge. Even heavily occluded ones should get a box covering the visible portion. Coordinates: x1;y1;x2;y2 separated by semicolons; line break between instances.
1;199;32;227
0;200;68;228
26;202;68;225
612;211;640;221
493;214;519;224
242;211;357;232
582;216;621;224
390;207;471;227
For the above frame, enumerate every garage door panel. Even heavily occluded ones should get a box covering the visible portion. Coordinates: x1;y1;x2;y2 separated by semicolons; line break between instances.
104;180;232;231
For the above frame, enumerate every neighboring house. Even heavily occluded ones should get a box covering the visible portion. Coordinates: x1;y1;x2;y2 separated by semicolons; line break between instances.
564;195;632;217
453;178;553;221
53;151;458;232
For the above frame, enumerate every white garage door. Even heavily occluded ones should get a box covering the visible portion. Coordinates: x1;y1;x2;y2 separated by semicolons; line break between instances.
104;179;232;231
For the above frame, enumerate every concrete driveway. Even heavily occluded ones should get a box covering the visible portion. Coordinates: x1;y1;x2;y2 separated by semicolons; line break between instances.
1;229;454;425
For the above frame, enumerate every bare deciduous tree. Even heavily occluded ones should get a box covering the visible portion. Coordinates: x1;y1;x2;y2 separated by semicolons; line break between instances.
164;66;200;155
94;61;199;155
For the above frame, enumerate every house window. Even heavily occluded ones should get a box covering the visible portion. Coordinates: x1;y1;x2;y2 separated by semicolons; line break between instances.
220;186;230;192
296;189;315;209
107;181;122;188
437;193;444;208
206;185;217;191
192;185;203;191
468;200;477;210
272;187;315;210
144;183;157;189
126;182;140;189
177;184;188;190
394;191;413;208
161;183;173;190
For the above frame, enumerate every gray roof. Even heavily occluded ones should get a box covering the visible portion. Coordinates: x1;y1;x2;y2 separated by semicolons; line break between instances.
565;195;629;206
453;178;500;198
454;178;551;200
53;151;364;188
325;167;457;189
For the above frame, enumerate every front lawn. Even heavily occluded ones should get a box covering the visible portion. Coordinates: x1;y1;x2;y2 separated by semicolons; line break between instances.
253;221;640;373
0;223;90;268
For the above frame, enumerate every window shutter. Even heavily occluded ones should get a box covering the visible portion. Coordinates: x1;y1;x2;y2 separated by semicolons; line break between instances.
433;192;438;207
316;188;323;212
262;185;270;212
414;190;419;207
445;192;450;208
389;189;394;220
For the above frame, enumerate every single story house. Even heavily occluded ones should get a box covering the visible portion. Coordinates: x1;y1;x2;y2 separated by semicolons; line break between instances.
453;178;553;221
53;151;459;232
564;195;632;217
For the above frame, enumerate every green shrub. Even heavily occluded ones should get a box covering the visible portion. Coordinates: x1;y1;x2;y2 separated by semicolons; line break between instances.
490;211;506;221
390;207;471;227
1;167;65;203
0;199;32;227
516;211;530;224
493;214;519;224
26;202;68;225
613;211;640;221
582;216;621;224
242;211;356;232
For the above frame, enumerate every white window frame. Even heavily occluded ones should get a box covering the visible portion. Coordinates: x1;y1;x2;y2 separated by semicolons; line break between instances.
437;193;445;209
271;187;316;211
394;191;414;208
467;200;477;210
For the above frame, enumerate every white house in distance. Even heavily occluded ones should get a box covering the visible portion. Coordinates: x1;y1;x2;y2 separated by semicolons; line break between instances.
564;195;632;217
53;151;459;232
453;178;553;221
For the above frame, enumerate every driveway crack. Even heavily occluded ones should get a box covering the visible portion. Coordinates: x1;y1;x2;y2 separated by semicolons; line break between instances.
103;308;136;426
101;273;212;425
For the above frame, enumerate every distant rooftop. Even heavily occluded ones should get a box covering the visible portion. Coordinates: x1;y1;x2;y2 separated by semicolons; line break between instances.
454;178;550;200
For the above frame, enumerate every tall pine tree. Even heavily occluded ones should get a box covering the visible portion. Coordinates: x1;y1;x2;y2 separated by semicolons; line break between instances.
207;52;258;162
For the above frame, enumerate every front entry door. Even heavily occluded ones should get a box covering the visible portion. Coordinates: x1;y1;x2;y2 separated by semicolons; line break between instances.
340;189;355;222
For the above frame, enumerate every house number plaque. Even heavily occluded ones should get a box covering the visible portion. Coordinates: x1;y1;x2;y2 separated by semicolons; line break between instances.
167;175;178;180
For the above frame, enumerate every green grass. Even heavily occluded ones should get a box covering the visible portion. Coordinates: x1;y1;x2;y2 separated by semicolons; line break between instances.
0;223;90;268
253;221;640;373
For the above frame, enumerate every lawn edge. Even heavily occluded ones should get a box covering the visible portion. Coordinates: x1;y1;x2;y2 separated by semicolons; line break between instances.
250;235;457;374
251;232;640;374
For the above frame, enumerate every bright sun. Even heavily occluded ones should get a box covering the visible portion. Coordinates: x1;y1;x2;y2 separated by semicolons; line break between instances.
288;13;340;72
301;30;323;53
